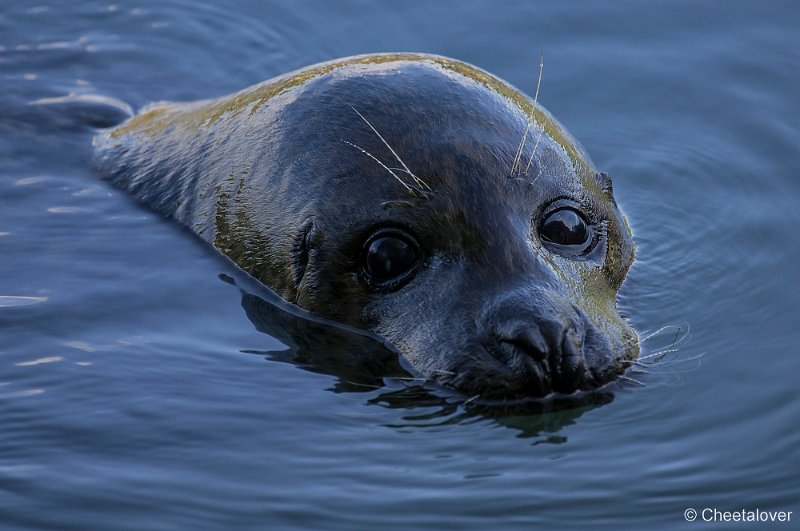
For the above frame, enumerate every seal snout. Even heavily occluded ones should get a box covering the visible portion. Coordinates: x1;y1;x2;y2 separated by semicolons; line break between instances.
482;292;591;397
488;320;588;396
496;324;548;362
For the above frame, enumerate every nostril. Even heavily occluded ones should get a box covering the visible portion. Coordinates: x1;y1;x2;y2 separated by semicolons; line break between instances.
551;329;587;394
498;326;548;362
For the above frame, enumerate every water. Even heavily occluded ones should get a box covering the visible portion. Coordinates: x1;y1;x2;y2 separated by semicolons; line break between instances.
1;1;798;529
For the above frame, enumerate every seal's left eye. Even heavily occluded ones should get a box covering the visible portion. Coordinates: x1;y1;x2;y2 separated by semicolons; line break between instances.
362;230;420;290
539;208;590;247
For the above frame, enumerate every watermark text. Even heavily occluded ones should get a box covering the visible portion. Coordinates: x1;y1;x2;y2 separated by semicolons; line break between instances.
684;507;792;523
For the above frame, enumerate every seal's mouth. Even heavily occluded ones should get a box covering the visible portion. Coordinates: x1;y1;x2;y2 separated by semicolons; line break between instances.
437;332;632;400
486;333;587;396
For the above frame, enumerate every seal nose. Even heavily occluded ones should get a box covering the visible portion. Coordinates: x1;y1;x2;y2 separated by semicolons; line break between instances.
494;321;587;395
496;324;548;362
553;329;587;394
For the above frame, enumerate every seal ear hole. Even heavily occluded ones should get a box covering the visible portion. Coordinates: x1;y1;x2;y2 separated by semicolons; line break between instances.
594;171;613;194
594;172;617;206
360;228;422;292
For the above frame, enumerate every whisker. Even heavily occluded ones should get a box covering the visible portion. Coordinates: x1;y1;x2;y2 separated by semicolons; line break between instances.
671;328;681;348
341;139;419;196
463;394;481;405
618;324;690;357
640;325;685;343
387;167;417;176
350;106;430;191
522;53;545;175
640;352;706;366
523;126;542;176
619;375;646;387
510;134;527;178
654;355;705;373
510;52;544;177
638;347;680;361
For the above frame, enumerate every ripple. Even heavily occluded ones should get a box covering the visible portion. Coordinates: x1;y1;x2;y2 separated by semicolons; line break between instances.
0;388;45;399
0;295;48;307
72;186;112;197
14;176;51;186
16;356;63;366
66;341;96;352
47;206;94;214
28;92;133;123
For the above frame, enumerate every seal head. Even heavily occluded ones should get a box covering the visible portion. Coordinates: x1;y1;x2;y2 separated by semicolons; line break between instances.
96;53;637;399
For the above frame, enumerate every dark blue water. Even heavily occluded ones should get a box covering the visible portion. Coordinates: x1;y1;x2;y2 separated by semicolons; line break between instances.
2;1;798;529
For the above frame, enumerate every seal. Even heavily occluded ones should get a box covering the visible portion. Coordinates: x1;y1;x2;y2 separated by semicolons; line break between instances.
94;53;638;399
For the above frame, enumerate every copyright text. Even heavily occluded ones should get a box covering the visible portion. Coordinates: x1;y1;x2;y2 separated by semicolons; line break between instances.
684;507;792;523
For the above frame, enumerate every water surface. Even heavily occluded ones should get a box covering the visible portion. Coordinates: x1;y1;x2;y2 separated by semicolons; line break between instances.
1;1;798;529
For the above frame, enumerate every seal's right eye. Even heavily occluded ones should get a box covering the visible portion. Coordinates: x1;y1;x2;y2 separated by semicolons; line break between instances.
539;208;591;248
361;229;421;291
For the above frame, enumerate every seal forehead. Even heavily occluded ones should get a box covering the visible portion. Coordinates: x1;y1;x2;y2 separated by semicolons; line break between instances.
272;58;592;194
114;53;592;176
311;54;594;171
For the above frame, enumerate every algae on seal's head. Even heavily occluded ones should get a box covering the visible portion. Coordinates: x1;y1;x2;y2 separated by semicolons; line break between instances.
95;53;637;399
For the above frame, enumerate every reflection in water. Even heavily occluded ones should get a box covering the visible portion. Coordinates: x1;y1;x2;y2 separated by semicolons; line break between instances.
231;274;410;393
369;385;615;441
229;274;619;440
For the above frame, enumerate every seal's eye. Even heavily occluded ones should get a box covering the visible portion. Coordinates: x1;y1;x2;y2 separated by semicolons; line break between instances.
539;208;590;247
362;230;420;290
